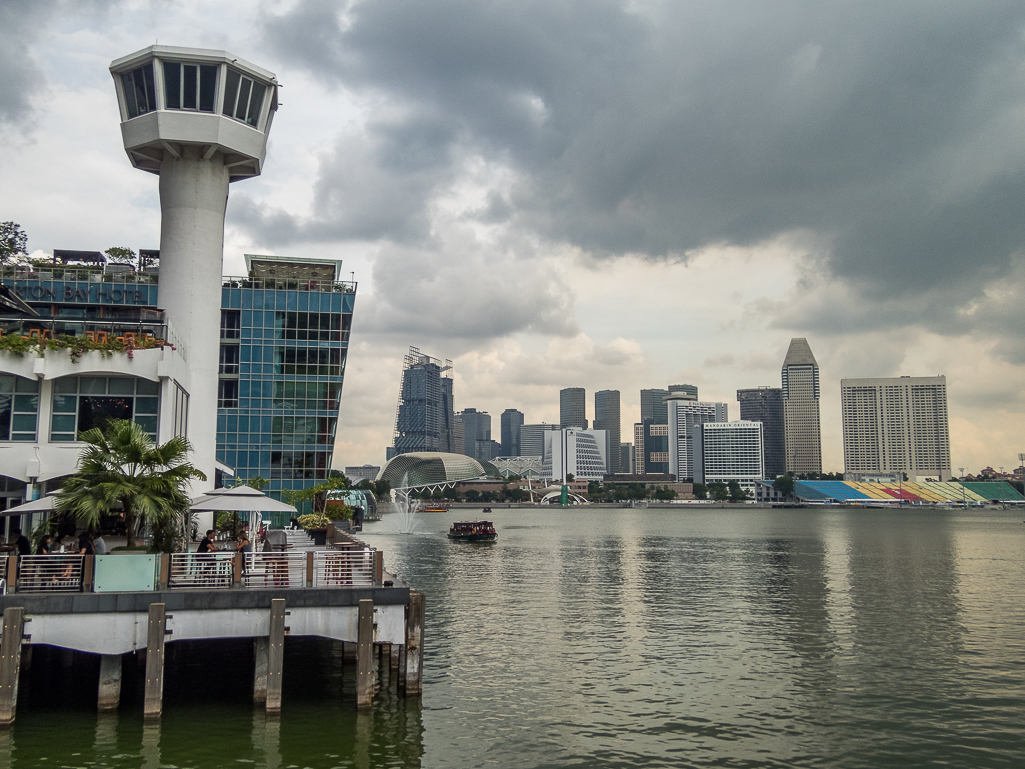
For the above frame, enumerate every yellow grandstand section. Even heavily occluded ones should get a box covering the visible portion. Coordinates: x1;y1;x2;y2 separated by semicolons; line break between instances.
901;483;947;503
846;482;893;500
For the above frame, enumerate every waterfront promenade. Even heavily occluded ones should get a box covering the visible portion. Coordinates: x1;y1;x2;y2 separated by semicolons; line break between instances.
0;530;425;724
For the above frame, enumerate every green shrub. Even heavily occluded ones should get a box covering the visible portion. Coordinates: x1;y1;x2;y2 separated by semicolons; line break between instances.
297;512;332;530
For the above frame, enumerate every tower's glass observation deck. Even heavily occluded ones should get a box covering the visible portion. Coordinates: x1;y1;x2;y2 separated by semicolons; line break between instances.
110;46;278;180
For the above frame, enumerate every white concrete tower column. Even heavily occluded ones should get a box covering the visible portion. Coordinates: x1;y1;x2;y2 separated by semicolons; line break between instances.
157;147;230;485
110;46;278;494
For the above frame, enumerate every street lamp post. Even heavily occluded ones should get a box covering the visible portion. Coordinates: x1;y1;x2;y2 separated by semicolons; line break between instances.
959;467;966;507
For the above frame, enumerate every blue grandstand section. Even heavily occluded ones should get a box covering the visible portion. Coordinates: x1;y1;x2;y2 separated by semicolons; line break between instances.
804;481;872;501
793;481;833;502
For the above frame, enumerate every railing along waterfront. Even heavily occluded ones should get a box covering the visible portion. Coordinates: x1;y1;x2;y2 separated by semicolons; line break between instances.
15;555;85;593
168;552;236;590
312;550;376;587
0;547;380;594
243;552;307;589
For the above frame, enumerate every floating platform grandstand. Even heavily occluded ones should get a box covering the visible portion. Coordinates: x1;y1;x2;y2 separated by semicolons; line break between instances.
792;480;1024;505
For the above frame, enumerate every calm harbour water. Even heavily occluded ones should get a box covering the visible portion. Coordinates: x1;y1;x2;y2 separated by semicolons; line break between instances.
4;506;1025;768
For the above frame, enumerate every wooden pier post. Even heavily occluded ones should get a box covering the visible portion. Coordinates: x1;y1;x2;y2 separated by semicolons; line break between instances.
390;642;400;670
253;637;269;703
143;603;166;720
266;599;286;713
404;590;425;696
97;654;122;711
0;608;25;726
356;599;374;709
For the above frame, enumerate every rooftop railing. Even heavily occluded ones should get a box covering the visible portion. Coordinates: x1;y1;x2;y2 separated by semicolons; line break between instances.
0;318;187;361
1;267;159;284
1;269;357;294
222;276;357;294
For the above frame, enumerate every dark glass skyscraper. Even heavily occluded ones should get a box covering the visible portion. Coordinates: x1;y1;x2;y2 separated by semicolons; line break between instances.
737;387;785;478
593;390;621;473
457;407;492;461
560;387;587;428
500;408;524;456
640;388;669;423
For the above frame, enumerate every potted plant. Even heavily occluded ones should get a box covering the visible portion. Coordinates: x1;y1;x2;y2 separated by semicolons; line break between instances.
297;512;332;546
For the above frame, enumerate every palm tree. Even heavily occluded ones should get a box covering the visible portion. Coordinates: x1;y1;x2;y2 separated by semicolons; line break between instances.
56;420;207;549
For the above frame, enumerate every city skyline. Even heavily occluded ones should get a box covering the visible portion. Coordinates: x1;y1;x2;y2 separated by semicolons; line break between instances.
2;3;1023;475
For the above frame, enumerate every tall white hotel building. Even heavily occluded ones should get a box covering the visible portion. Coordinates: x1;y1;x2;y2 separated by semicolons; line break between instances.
840;376;951;482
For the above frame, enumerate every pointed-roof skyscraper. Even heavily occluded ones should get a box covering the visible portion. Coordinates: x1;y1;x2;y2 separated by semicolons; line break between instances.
781;338;822;474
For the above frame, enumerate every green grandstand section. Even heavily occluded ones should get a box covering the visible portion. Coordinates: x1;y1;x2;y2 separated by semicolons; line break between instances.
960;481;1024;502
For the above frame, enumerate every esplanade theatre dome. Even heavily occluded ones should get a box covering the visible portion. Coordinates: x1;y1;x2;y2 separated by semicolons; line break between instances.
378;452;497;489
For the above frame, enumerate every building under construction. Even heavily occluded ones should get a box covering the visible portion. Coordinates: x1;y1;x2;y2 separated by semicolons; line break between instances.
389;347;456;457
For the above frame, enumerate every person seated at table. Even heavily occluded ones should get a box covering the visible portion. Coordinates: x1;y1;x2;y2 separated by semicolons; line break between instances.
12;528;30;556
77;532;94;556
197;530;218;553
35;534;52;555
91;530;107;555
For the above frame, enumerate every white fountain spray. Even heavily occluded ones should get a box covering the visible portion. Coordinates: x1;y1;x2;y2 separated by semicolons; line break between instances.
394;473;421;534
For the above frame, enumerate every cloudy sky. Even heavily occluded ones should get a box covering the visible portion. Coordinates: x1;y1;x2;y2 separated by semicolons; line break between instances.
2;0;1024;473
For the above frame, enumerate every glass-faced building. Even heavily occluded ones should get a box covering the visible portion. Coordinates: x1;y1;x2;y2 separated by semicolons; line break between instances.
218;256;354;512
0;252;355;527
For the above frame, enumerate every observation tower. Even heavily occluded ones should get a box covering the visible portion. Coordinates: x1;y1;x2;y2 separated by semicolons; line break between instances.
109;46;278;489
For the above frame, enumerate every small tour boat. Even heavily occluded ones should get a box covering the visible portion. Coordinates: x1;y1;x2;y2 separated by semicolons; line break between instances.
448;520;498;542
423;503;449;513
482;507;492;513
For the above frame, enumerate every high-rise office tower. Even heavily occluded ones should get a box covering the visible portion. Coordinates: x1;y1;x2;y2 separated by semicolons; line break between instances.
635;420;670;475
593;390;621;473
619;443;635;474
841;376;951;481
458;408;492;461
520;423;561;457
668;384;698;400
782;338;822;474
633;424;646;474
667;396;728;481
640;389;670;423
451;418;465;455
440;377;456;452
560;387;587;428
500;409;524;457
392;347;453;455
737;387;785;478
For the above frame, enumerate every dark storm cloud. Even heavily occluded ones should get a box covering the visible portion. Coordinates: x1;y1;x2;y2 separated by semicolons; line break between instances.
257;0;1025;342
0;2;56;127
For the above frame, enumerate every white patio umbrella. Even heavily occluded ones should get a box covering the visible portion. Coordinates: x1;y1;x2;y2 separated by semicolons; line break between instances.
1;493;58;516
189;485;298;514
